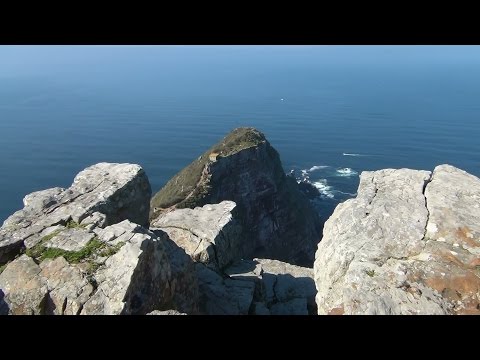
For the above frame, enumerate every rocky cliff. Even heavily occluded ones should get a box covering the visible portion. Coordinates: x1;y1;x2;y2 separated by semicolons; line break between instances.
0;159;317;315
150;127;321;266
314;165;480;315
3;128;478;315
0;163;198;315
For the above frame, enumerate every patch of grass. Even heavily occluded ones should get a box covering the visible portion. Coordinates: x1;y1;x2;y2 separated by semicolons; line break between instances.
25;229;63;258
365;269;376;277
99;242;125;257
65;220;86;229
27;236;105;263
86;261;101;275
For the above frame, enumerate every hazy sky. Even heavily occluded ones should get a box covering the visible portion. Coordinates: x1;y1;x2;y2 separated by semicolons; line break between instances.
1;45;480;78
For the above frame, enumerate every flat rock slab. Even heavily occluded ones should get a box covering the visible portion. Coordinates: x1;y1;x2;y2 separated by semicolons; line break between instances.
45;228;95;252
152;201;243;269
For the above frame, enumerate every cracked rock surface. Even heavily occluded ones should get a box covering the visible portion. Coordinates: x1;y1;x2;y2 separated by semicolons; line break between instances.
314;165;480;315
197;258;316;315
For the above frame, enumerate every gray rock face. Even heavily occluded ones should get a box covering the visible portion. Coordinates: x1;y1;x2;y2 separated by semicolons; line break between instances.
196;258;316;315
151;201;243;270
0;163;199;315
81;228;172;315
314;165;480;315
0;163;151;265
195;263;256;315
155;230;200;315
151;128;321;267
0;255;49;315
40;257;94;315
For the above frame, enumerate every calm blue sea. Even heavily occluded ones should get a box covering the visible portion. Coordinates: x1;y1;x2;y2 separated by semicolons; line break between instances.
1;45;480;223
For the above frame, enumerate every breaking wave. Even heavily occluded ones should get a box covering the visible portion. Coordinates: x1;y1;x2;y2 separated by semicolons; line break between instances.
336;168;358;177
308;165;330;172
312;179;335;199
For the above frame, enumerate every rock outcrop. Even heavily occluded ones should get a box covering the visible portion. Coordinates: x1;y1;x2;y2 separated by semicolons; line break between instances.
314;165;480;315
151;127;321;266
197;258;316;315
151;198;317;315
0;163;199;315
151;201;243;270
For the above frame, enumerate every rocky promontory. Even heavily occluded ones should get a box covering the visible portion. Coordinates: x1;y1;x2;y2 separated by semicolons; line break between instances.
0;128;320;315
150;127;322;266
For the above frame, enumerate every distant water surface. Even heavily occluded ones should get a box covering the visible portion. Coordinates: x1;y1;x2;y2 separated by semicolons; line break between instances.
1;45;479;223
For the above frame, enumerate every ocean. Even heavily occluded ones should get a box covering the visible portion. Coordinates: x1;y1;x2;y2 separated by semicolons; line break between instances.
1;45;480;224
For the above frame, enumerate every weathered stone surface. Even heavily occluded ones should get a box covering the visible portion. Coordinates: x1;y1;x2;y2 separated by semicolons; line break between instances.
44;228;96;252
0;163;200;316
151;127;321;266
95;219;141;245
0;255;48;315
155;230;199;314
81;229;172;315
39;257;94;315
256;258;316;313
195;263;255;315
0;163;151;266
147;310;186;315
25;225;64;249
80;212;107;231
196;258;316;315
314;165;480;315
151;201;243;269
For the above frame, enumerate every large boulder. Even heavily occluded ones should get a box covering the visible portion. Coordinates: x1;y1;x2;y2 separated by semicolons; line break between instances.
151;201;243;270
0;163;151;265
150;127;321;266
314;165;480;315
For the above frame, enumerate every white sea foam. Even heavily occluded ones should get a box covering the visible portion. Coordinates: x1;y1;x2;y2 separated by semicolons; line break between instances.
336;168;358;177
333;190;358;196
312;179;335;199
308;165;330;172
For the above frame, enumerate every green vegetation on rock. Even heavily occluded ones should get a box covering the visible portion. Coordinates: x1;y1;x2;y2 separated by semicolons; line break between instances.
27;236;105;263
365;269;376;277
151;127;266;214
65;220;86;229
99;241;125;257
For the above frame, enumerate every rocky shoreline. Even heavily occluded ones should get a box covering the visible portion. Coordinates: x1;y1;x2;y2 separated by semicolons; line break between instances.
1;128;479;315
